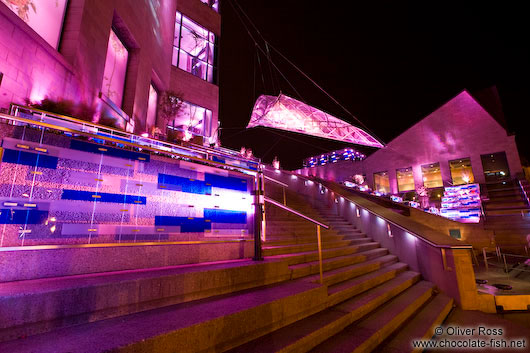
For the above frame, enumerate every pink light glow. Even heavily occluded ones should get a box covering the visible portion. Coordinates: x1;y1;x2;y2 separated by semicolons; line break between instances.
102;30;128;107
247;94;383;147
1;0;68;49
146;84;158;129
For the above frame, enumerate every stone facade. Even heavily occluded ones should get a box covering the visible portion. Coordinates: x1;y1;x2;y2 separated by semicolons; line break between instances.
0;0;219;138
297;91;522;193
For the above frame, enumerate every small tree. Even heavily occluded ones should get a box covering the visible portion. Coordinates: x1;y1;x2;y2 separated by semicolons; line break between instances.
158;91;184;132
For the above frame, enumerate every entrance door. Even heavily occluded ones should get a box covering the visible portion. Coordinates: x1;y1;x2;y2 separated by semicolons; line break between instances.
481;152;510;182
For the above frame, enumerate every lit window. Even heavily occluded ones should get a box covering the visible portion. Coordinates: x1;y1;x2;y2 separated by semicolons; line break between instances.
146;84;158;129
421;162;443;188
449;158;474;185
396;167;415;192
200;0;219;12
168;101;212;138
1;0;68;49
373;171;390;194
102;29;129;107
172;12;217;83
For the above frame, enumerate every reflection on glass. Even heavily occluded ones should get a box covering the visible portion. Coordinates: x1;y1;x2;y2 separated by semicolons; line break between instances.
200;0;219;12
421;162;443;188
396;167;415;192
169;101;212;138
449;158;474;185
1;0;68;49
172;12;216;83
373;171;390;194
146;84;158;130
102;30;129;107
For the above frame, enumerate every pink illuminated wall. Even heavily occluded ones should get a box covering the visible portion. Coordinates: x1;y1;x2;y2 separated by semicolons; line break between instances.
297;91;523;193
102;30;129;107
0;0;67;49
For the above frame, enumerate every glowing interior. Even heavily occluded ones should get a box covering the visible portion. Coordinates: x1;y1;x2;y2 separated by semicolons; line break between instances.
247;94;383;147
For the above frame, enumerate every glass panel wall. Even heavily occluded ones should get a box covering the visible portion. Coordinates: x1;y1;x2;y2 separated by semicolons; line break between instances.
101;29;129;107
172;12;217;83
373;171;390;194
396;167;415;192
168;101;212;138
421;162;443;188
1;0;68;49
449;158;474;185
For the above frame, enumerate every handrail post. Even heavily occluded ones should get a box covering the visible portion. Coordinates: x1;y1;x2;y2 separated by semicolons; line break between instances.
483;247;489;270
253;168;264;261
317;225;323;284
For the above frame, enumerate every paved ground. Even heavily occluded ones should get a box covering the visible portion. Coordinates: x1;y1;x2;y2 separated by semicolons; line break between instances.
425;308;530;352
474;266;530;295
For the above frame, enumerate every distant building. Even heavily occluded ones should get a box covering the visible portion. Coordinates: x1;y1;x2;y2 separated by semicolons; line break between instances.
297;90;522;194
0;0;220;144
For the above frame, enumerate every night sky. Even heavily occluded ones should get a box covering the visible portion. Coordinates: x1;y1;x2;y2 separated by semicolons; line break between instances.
218;1;529;170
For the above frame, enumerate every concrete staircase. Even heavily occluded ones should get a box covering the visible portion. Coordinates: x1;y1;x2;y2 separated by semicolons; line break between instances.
0;191;454;352
483;179;530;250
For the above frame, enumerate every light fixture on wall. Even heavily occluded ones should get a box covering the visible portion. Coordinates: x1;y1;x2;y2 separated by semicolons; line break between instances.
387;224;393;237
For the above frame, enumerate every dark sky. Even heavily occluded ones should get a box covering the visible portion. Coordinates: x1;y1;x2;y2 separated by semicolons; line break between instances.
218;1;529;170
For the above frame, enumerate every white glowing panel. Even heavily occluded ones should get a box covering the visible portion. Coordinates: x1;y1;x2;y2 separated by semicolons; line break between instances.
102;30;129;107
1;0;68;49
247;94;383;147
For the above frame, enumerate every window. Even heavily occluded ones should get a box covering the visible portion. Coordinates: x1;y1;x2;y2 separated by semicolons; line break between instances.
146;84;158;129
168;101;212;138
200;0;219;12
449;158;474;185
373;171;390;194
172;12;217;83
1;0;68;49
421;162;443;188
396;167;415;192
102;29;129;107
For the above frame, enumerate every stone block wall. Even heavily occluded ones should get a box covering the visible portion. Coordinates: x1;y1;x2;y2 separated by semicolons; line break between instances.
0;0;219;136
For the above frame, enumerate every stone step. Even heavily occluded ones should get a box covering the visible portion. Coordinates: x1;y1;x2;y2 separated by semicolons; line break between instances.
486;208;530;216
266;242;382;267
311;254;399;286
264;226;339;236
290;247;387;279
0;279;330;353
0;260;292;343
310;281;435;353
327;261;407;306
378;293;454;353
485;200;527;209
263;239;364;256
264;234;351;245
226;271;421;353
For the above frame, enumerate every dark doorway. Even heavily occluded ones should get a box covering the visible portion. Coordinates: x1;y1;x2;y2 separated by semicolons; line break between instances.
481;152;510;182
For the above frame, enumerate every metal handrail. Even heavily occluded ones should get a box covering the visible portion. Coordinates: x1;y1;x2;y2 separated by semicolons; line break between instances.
517;179;530;206
264;196;329;229
264;196;328;284
8;104;259;165
314;178;472;250
0;113;257;176
264;174;288;187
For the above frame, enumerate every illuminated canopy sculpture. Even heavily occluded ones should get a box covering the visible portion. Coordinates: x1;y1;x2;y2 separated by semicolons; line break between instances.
247;94;384;148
